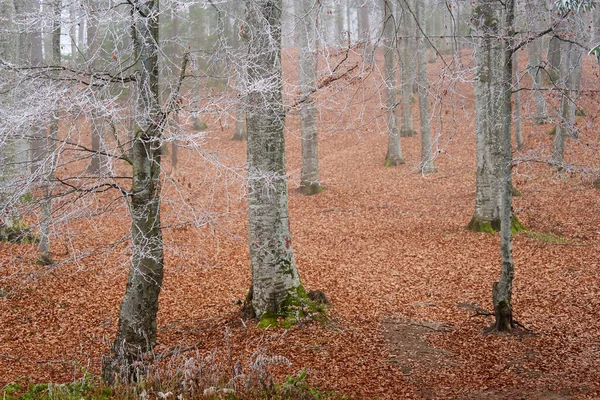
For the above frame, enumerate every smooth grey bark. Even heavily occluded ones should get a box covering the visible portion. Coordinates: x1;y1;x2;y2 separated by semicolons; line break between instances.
428;0;440;63
468;0;506;233
86;0;106;175
495;0;516;332
472;0;516;331
382;0;404;167
398;0;416;137
416;0;435;173
232;3;247;142
552;18;583;166
103;0;164;384
526;2;548;124
297;0;321;194
358;0;374;64
37;0;61;265
512;55;523;150
171;7;180;169
0;0;36;243
546;36;561;83
243;0;305;319
335;3;344;46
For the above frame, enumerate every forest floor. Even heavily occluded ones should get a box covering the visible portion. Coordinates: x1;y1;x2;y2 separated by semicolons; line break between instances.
1;50;600;399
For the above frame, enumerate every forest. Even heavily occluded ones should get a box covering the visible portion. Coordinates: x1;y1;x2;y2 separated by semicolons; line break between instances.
0;0;599;399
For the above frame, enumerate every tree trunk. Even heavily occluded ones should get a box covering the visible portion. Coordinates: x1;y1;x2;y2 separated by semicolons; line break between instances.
297;0;322;194
552;30;583;165
86;0;105;175
0;0;36;243
244;0;306;321
469;0;515;234
398;0;416;137
171;7;180;170
526;5;548;124
103;0;164;384
38;0;61;265
546;36;561;84
416;0;435;173
382;0;404;167
358;1;373;64
512;55;523;150
494;0;516;332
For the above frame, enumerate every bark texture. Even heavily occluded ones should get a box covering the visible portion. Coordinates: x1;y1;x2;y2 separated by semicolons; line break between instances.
38;0;61;265
297;0;321;194
416;0;435;173
381;0;404;167
244;0;305;320
512;55;523;150
103;0;164;384
494;0;516;332
470;0;506;232
398;0;416;137
526;1;548;124
552;20;583;165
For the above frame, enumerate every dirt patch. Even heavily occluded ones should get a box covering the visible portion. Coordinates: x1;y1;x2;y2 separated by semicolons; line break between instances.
458;389;579;400
382;319;456;376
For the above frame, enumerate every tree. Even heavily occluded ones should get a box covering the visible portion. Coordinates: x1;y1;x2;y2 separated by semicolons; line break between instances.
243;0;307;322
398;0;416;137
382;0;404;167
102;0;167;383
552;12;585;165
416;0;436;173
0;0;36;243
471;0;517;331
86;0;106;175
468;0;524;235
37;0;61;266
526;0;549;124
297;0;322;194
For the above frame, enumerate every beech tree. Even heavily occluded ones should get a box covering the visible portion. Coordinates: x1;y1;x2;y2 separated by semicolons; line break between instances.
471;0;517;331
243;0;307;322
381;0;404;167
415;0;436;173
297;0;322;194
103;0;169;383
398;0;417;137
467;0;524;234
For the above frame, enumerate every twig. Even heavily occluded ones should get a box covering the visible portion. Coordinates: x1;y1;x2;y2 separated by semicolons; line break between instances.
0;353;21;361
156;340;202;361
470;310;494;318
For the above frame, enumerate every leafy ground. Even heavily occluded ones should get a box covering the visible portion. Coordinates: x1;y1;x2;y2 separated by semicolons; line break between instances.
1;50;600;399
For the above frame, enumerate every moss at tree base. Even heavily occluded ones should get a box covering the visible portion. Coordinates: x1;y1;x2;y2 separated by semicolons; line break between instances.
385;157;405;167
256;285;329;329
467;215;526;234
299;182;323;196
0;221;38;244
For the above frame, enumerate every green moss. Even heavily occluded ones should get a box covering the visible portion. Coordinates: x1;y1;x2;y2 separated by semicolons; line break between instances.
0;219;38;244
575;108;586;117
300;183;323;196
594;180;600;189
258;285;329;329
467;216;498;233
511;184;522;197
525;231;569;244
467;215;526;234
510;215;526;234
549;125;557;136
